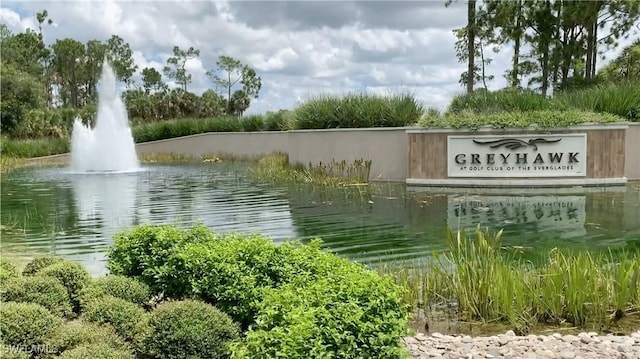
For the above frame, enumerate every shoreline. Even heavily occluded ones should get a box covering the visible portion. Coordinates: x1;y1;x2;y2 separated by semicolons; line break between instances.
404;330;640;358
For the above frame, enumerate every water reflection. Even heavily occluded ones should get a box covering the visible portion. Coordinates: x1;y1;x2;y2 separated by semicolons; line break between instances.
1;164;639;277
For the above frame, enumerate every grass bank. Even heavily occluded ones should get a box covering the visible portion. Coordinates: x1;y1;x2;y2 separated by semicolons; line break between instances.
248;152;372;186
378;226;640;335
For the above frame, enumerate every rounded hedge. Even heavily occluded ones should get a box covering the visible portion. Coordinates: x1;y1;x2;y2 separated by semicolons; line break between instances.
1;276;73;317
0;258;20;283
0;302;62;347
37;260;91;312
78;275;150;310
82;295;148;344
46;320;129;356
141;300;240;359
58;343;134;359
22;255;64;276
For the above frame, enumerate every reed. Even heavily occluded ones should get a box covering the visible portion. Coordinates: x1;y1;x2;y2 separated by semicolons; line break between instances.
377;227;640;333
248;152;372;186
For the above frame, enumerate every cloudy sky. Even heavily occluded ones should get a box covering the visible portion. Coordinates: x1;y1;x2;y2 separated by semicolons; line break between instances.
1;1;638;115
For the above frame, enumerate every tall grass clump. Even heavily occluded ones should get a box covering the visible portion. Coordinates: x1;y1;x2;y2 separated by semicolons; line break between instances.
554;81;640;121
248;152;372;186
380;227;640;334
448;88;562;114
131;116;243;142
295;92;424;129
417;110;623;130
0;137;70;158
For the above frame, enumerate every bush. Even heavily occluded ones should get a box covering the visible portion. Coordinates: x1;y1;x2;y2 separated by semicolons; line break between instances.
238;277;409;358
57;343;134;359
0;137;70;158
45;320;129;356
37;260;91;313
554;80;640;120
241;114;264;132
22;255;64;276
82;295;148;344
0;302;62;347
1;276;73;317
416;110;623;130
447;88;561;114
295;93;424;129
0;258;20;283
107;223;215;297
141;300;239;359
78;275;150;311
108;224;410;357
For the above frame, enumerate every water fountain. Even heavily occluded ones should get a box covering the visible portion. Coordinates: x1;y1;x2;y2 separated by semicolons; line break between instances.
70;60;139;172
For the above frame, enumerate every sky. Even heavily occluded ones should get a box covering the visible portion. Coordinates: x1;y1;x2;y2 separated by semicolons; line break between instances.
1;0;639;115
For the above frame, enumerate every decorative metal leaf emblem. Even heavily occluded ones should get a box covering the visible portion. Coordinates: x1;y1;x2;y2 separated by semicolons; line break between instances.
472;138;561;151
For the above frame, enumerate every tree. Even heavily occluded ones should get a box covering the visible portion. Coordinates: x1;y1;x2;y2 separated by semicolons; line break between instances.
106;35;138;85
599;38;640;81
141;67;167;93
206;55;262;114
51;38;86;108
163;46;200;91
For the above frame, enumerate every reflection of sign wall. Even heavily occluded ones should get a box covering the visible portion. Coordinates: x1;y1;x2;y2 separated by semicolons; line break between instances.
447;195;587;238
447;133;587;177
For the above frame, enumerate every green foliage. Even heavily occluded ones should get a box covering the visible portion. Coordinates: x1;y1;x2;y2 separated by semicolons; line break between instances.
163;46;200;91
1;276;73;317
599;39;640;82
238;275;409;358
0;63;45;134
132;117;243;142
417;110;623;130
241;114;264;132
107;223;215;297
380;227;640;333
57;343;134;359
0;257;21;283
295;93;424;129
45;320;129;356
82;295;148;344
263;109;295;131
0;137;70;158
554;81;640;121
78;275;150;311
448;88;561;114
36;260;91;313
108;224;410;357
141;300;240;359
22;255;64;276
0;302;62;347
207;55;262;115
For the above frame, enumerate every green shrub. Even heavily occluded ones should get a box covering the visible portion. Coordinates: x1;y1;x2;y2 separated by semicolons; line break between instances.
45;320;129;356
141;300;239;359
0;137;70;158
554;80;640;120
0;302;62;347
0;258;20;283
131;117;243;143
82;295;148;344
447;88;561;114
1;276;73;317
241;115;264;132
237;277;409;358
37;260;91;313
295;93;424;129
417;110;623;130
263;110;291;131
58;343;134;359
107;223;215;297
78;275;150;310
22;255;64;276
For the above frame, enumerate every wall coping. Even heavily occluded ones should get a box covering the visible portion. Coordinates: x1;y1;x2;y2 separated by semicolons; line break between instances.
405;122;631;133
406;178;628;188
288;127;409;133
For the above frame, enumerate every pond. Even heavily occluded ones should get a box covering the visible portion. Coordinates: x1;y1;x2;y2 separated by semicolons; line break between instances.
2;162;639;276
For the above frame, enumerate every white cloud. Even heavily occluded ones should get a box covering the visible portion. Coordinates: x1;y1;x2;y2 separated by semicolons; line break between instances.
2;0;638;116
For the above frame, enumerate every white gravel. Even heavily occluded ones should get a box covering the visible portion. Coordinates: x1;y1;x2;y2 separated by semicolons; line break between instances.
404;330;640;358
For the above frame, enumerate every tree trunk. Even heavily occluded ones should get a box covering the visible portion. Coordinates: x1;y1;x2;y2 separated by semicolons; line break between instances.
467;0;476;94
511;0;522;88
591;20;598;79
